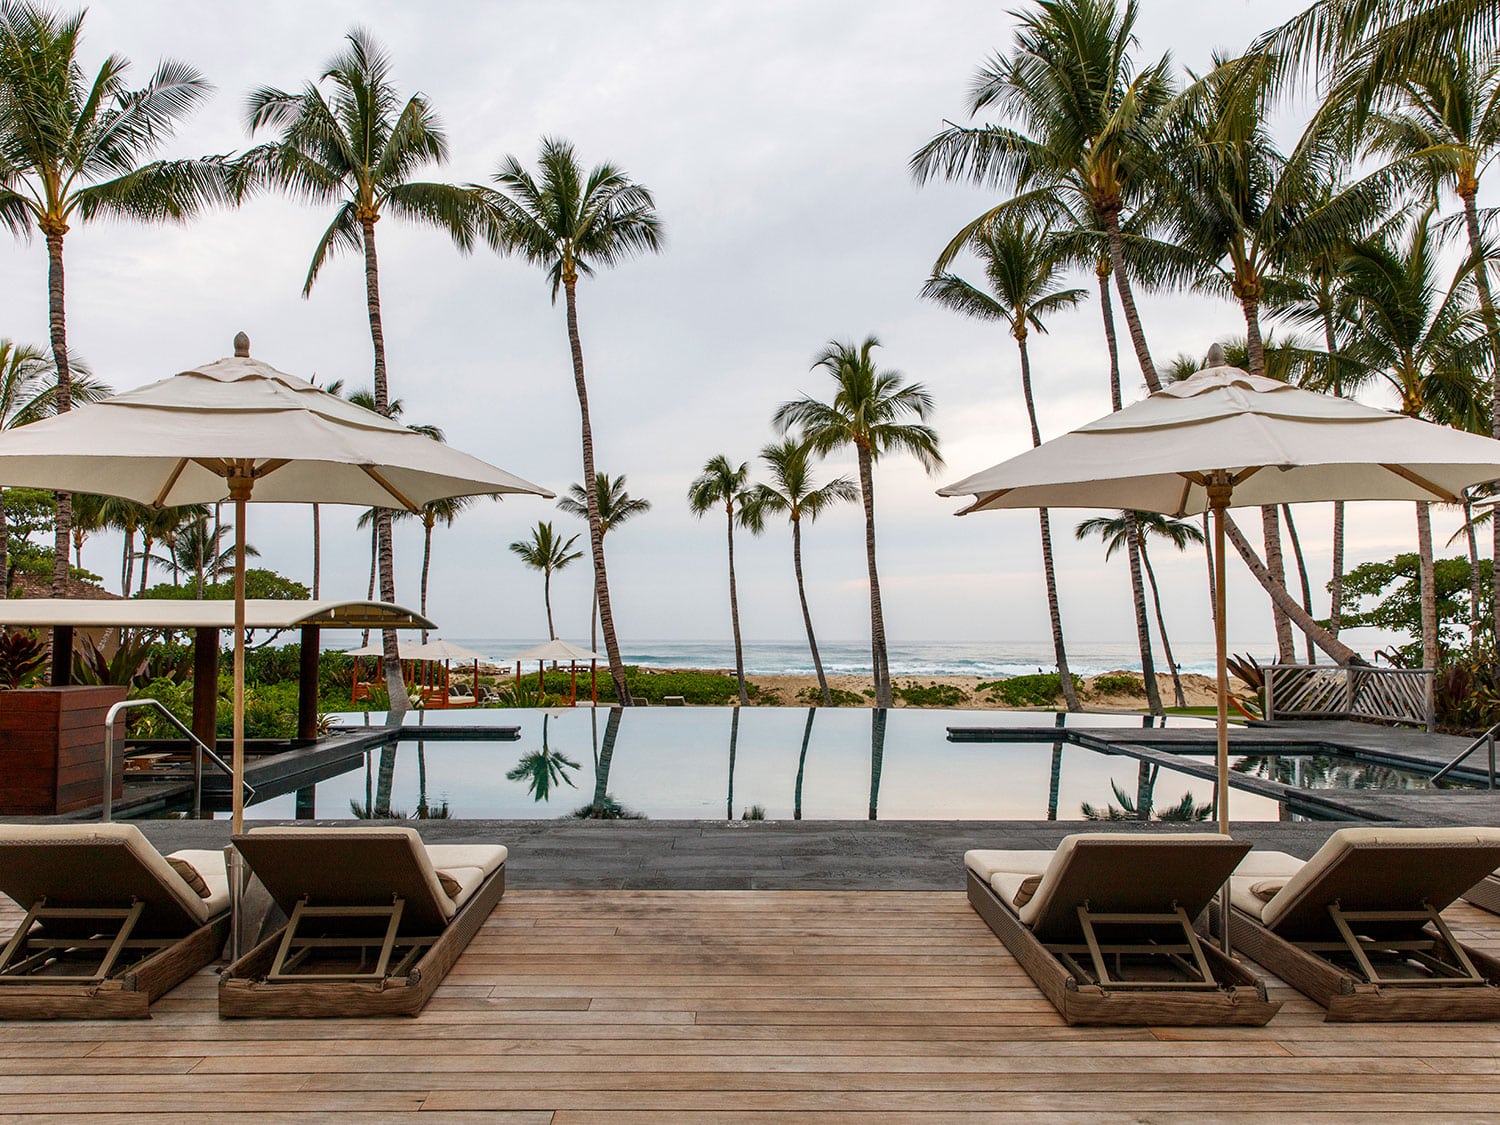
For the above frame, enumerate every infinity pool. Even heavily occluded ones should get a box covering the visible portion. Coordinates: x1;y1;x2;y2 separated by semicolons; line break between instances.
227;708;1448;823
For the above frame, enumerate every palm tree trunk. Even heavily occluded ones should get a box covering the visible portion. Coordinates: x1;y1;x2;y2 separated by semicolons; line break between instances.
562;277;628;705
420;519;434;644
1240;291;1266;382
544;566;556;640
1321;310;1347;641
794;707;814;819
1017;333;1080;712
122;527;135;598
1102;210;1160;393
791;517;831;705
1139;538;1185;709
1124;516;1164;716
138;536;152;594
44;226;72;598
1462;189;1500;646
311;504;321;600
1465;499;1484;648
195;513;205;595
1416;501;1438;669
1263;506;1296;663
0;495;8;597
867;706;887;820
358;215;408;718
1202;513;1216;628
1223;514;1364;664
725;502;748;706
856;446;892;708
1097;259;1122;411
1281;505;1316;664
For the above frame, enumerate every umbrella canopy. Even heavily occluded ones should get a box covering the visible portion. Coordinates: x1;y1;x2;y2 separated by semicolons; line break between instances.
938;346;1500;847
509;639;601;663
0;334;553;840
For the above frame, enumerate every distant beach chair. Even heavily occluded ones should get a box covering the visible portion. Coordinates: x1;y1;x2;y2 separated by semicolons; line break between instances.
219;826;506;1018
1215;827;1500;1021
0;823;230;1019
964;833;1279;1026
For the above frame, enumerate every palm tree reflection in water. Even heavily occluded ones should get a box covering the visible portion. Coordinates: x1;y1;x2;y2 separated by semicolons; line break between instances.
1046;712;1065;821
1081;761;1214;822
726;708;740;821
580;707;641;819
507;714;581;803
794;708;816;821
868;709;888;821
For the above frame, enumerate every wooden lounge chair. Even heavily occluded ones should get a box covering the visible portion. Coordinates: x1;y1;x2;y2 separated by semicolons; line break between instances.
1462;871;1500;917
219;826;506;1018
0;823;229;1019
1212;827;1500;1022
964;833;1279;1026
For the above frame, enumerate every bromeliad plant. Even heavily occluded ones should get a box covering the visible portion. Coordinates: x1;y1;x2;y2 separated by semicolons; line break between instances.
0;627;46;688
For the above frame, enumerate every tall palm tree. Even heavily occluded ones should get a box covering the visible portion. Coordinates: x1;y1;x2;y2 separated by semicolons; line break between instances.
1075;511;1206;708
417;495;475;642
774;337;942;709
244;28;483;716
1363;50;1500;639
478;137;664;705
1339;209;1492;667
688;455;753;707
69;491;106;573
0;341;104;585
0;4;233;597
922;217;1087;711
508;521;583;641
911;0;1177;393
740;438;856;706
557;472;651;653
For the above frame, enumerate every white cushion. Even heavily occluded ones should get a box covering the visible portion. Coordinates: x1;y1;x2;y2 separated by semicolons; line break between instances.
964;849;1055;883
165;849;231;917
425;844;507;878
433;865;487;909
990;872;1037;909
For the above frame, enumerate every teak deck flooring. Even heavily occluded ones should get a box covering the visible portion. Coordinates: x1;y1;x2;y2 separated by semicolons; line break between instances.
2;889;1500;1122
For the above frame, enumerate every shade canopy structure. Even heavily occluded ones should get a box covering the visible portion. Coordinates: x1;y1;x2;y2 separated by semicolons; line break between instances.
0;334;553;839
938;348;1500;843
345;639;489;662
0;599;435;632
509;639;602;706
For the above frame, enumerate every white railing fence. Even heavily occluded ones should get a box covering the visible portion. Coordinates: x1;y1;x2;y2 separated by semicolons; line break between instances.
1263;664;1434;732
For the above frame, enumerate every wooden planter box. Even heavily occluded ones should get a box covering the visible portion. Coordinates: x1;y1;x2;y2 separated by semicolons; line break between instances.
0;686;127;815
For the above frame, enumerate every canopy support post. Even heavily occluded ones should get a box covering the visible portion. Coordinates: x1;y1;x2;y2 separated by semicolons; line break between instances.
192;627;219;810
1208;471;1233;955
48;626;72;686
297;625;320;742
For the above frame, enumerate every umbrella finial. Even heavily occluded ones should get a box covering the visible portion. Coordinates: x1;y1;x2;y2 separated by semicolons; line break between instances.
1204;342;1227;368
233;332;250;358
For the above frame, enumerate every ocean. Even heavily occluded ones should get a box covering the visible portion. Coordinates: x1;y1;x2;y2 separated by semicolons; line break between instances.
438;638;1260;678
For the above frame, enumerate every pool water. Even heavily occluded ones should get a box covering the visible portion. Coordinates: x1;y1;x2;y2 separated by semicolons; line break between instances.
231;708;1442;823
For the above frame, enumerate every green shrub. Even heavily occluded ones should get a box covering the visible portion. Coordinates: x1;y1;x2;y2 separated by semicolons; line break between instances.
978;673;1081;707
794;685;866;706
893;680;969;707
513;666;746;705
1090;672;1146;697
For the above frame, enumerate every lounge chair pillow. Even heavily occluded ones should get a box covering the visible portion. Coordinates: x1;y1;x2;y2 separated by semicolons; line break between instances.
1250;879;1285;903
1013;875;1043;908
436;872;462;900
167;857;212;898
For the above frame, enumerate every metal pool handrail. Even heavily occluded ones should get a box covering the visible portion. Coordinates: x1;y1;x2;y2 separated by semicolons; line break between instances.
1430;721;1500;789
102;698;253;822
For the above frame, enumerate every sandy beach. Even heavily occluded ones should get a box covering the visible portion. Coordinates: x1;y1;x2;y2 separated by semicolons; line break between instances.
731;671;1224;710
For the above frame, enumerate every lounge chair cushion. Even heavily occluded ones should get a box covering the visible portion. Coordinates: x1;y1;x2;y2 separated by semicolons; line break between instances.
0;823;224;934
1226;850;1302;922
433;866;489;909
426;844;508;878
964;850;1054;885
1254;827;1500;936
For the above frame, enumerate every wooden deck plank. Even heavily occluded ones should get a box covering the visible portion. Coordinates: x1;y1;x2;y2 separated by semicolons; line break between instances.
0;888;1497;1119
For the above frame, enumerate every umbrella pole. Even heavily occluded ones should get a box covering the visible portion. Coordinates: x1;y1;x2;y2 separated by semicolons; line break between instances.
230;481;250;961
1209;475;1233;954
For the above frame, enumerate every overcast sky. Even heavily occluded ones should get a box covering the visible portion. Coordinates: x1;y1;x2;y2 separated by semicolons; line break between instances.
0;0;1475;656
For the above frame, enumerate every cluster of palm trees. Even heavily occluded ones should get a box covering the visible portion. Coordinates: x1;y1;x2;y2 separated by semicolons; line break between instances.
911;0;1500;705
693;337;941;709
0;8;662;710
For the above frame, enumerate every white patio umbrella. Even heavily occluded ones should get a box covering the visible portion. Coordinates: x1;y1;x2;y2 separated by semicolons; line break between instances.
509;638;602;704
0;333;553;835
938;346;1500;838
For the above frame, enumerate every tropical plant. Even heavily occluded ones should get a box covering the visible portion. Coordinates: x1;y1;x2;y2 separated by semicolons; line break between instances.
911;0;1177;392
477;137;664;706
922;216;1087;710
1075;511;1205;707
774;337;941;708
0;627;46;687
0;4;234;596
245;28;483;716
688;455;753;706
557;472;651;652
414;495;475;642
740;437;856;706
508;521;583;641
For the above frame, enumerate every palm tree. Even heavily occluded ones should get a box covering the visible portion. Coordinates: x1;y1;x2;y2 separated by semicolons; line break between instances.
508;521;583;641
911;0;1176;393
1339;209;1492;667
69;491;106;573
169;513;254;590
740;438;856;706
478;137;664;706
557;472;651;652
687;456;753;706
417;496;475;642
922;217;1087;711
774;337;942;709
244;28;483;716
1075;511;1206;708
0;4;234;596
0;341;105;585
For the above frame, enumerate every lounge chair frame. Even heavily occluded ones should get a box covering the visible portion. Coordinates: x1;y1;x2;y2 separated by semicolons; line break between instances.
967;868;1279;1026
1211;900;1500;1021
219;862;504;1018
1463;873;1500;917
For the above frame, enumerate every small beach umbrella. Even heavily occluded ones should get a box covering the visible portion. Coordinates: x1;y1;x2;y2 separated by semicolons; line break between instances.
938;346;1500;837
509;638;601;704
0;333;553;835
